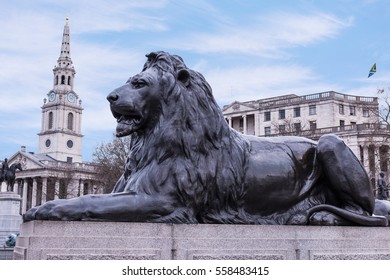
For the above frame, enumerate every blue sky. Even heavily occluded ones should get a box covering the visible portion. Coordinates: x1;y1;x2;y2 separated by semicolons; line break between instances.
1;0;389;161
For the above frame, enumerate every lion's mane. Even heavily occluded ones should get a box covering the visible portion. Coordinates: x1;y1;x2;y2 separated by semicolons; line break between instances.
125;51;250;223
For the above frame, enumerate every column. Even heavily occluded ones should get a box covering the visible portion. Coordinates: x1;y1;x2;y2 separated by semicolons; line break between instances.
54;179;60;199
242;115;247;134
79;179;85;195
22;180;28;214
41;177;47;204
254;113;260;136
31;178;37;207
228;117;232;128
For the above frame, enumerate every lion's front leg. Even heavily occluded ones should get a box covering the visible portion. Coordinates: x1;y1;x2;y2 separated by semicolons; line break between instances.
23;192;177;222
24;197;87;221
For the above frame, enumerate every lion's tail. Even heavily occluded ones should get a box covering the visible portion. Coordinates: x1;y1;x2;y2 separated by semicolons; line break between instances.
307;204;388;226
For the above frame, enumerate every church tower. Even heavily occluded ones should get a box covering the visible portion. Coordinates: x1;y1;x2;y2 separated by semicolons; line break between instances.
38;17;83;163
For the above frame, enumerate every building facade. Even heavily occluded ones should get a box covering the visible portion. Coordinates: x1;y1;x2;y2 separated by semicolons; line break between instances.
223;91;390;188
2;18;102;213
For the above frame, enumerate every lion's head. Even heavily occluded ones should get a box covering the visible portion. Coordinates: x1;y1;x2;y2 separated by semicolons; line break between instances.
108;51;225;140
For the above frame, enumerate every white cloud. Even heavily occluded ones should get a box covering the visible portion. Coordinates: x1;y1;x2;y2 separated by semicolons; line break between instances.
166;11;353;58
204;64;337;106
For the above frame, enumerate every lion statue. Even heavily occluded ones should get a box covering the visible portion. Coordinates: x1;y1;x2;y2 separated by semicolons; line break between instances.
24;51;388;226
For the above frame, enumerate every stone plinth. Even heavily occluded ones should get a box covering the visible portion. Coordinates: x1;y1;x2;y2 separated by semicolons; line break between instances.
0;192;22;248
14;221;390;260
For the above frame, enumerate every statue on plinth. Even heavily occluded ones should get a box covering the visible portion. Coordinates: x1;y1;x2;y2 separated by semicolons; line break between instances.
0;160;22;192
24;51;389;226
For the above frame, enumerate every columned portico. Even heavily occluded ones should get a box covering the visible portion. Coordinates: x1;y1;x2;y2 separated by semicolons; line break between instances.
11;172;100;214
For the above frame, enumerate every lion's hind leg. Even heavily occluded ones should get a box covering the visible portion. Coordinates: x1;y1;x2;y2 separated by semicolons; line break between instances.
317;134;375;215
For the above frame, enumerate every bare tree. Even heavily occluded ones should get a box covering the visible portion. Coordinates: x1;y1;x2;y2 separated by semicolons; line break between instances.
92;135;132;193
271;116;309;136
377;88;390;125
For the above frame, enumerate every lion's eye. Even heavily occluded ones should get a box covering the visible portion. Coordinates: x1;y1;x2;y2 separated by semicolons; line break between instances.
132;81;146;89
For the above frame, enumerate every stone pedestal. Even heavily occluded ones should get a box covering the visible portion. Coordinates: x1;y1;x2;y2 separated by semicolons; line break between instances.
14;221;390;260
0;192;22;247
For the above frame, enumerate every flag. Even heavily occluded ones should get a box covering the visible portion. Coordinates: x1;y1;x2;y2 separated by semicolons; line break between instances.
368;63;376;78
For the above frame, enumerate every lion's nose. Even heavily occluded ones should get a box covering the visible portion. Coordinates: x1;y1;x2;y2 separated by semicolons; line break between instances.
107;91;119;103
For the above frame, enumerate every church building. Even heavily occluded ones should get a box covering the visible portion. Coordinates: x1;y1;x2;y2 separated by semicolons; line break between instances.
4;18;101;213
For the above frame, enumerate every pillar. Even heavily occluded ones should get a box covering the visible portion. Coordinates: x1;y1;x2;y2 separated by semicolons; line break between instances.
54;180;60;199
22;180;28;214
41;177;47;204
242;115;247;135
31;178;37;207
228;117;232;128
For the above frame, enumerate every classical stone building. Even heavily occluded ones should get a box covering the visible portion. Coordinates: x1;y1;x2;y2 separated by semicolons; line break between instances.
223;91;390;188
2;18;101;214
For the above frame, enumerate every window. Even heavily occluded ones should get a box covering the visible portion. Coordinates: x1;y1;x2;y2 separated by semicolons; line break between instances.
279;109;285;120
294;122;301;133
264;126;271;135
340;120;345;127
68;76;71;86
363;108;369;117
309;105;316;115
67;140;74;148
61;75;65;84
279;125;286;134
349;106;356;116
293;107;300;118
48;112;53;129
55;75;58;85
309;121;317;131
339;104;344;114
264;112;271;121
67;113;74;130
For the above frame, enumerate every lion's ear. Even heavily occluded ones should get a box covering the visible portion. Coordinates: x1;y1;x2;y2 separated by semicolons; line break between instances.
177;69;190;87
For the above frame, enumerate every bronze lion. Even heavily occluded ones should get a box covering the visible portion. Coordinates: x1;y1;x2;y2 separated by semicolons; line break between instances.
24;51;388;226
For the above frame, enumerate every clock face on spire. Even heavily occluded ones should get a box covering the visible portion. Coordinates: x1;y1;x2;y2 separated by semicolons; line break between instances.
67;92;76;103
49;91;56;102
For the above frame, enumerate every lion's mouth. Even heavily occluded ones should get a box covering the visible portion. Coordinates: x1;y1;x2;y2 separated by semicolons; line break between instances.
114;112;144;137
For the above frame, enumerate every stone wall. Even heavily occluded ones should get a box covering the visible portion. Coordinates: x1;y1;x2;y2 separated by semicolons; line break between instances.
14;221;390;260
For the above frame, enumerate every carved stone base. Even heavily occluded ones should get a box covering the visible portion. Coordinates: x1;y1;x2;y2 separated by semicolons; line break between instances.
0;192;22;248
14;221;390;260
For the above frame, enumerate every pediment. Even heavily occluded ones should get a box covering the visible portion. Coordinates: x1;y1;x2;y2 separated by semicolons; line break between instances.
222;101;257;114
8;152;46;170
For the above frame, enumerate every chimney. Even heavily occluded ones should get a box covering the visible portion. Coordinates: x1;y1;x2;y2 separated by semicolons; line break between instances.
21;146;26;153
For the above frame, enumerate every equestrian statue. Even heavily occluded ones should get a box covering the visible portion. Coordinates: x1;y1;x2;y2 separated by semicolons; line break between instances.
0;159;22;192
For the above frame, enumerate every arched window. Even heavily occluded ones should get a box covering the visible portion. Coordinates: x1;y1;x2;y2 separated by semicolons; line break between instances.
48;112;53;129
61;75;65;84
67;112;74;130
55;75;58;85
68;76;71;85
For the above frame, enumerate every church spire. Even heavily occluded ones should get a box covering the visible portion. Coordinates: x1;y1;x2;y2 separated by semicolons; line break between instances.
53;17;76;92
59;16;72;62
